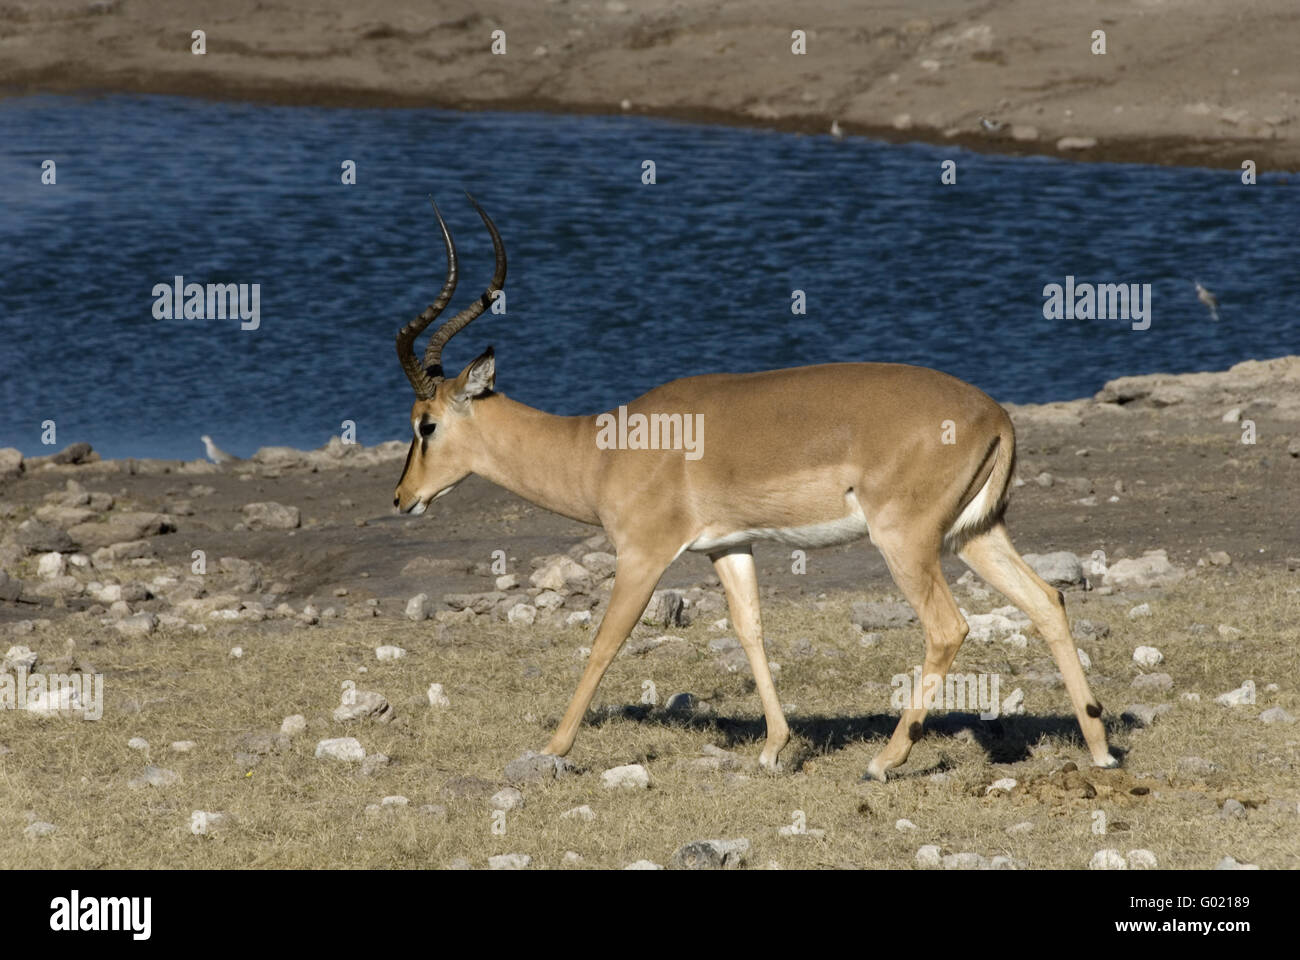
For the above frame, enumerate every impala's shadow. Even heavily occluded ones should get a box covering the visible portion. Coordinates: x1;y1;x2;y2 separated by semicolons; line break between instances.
588;705;1135;772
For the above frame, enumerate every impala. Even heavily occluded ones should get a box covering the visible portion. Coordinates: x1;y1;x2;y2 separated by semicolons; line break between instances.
393;196;1117;780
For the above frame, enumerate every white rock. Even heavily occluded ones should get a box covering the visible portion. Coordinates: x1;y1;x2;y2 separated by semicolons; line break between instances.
1001;688;1026;716
601;763;650;790
1132;645;1163;667
314;737;365;762
375;645;406;661
190;810;229;836
529;556;590;592
507;603;537;625
565;610;593;627
964;609;1025;643
915;845;943;868
280;714;307;737
1103;550;1185;590
170;741;196;753
943;852;991;870
494;574;518;591
1215;680;1256;707
624;860;663;870
3;645;37;671
895;818;918;831
488;853;531;870
115;612;156;637
986;778;1017;794
1128;604;1152;620
405;593;430;621
1076;648;1092;670
1088;849;1127;870
562;804;596;822
36;552;67;579
229;646;243;659
127;737;150;751
490;787;525;812
534;590;565;610
1214;855;1260;870
427;683;451;707
1127;849;1158;869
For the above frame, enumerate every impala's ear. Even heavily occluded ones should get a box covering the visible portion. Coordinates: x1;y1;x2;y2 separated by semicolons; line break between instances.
452;347;495;402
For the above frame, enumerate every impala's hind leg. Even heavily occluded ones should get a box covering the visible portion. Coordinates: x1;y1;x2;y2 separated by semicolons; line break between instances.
958;522;1116;768
711;546;789;771
865;532;970;781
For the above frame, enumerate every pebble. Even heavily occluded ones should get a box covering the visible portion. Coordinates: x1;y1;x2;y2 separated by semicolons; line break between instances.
405;594;430;621
488;853;531;870
490;787;524;812
314;738;365;762
1215;680;1256;707
601;763;650;790
1132;644;1162;667
1088;849;1127;870
1127;849;1158;869
1219;798;1246;820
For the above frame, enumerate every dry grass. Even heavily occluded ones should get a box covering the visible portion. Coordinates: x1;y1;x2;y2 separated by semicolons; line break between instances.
2;569;1297;869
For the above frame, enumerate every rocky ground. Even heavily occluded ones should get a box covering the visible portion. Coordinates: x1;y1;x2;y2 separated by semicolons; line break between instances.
2;0;1298;171
1;357;1297;868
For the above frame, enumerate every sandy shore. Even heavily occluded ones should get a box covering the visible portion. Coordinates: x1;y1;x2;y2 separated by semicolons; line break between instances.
3;356;1297;627
2;0;1297;171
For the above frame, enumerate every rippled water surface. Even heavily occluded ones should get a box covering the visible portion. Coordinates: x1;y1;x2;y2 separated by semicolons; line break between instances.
1;94;1295;459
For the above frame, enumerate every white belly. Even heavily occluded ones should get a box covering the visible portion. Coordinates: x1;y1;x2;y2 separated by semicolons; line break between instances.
686;491;870;552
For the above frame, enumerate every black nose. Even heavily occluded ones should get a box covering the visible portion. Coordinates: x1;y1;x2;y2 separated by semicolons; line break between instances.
393;496;400;508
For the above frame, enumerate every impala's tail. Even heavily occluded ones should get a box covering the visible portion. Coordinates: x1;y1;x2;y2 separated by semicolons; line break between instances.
943;419;1017;552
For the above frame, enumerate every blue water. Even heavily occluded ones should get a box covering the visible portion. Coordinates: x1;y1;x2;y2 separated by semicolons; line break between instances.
1;94;1296;460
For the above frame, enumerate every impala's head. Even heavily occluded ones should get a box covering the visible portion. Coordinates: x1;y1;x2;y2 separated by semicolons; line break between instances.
392;194;506;515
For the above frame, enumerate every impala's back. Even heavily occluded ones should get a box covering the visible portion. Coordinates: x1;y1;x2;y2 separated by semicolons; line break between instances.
583;361;1016;553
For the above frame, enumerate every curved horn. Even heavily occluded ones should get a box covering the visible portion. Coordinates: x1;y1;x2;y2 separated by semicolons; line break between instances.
421;192;507;381
396;199;458;399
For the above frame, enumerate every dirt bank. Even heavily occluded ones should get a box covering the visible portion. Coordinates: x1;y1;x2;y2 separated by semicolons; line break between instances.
2;0;1297;171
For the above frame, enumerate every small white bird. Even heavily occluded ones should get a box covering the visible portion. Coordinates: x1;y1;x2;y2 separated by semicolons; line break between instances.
830;119;844;140
978;115;1004;134
1194;280;1220;321
200;435;239;464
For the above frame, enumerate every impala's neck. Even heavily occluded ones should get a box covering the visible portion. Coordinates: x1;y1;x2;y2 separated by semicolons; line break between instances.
467;393;602;526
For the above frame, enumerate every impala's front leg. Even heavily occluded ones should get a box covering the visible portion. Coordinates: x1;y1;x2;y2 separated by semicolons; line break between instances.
542;549;669;758
711;546;789;771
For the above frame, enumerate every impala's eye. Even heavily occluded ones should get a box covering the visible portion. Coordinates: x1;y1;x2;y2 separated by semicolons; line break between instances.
419;421;436;438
